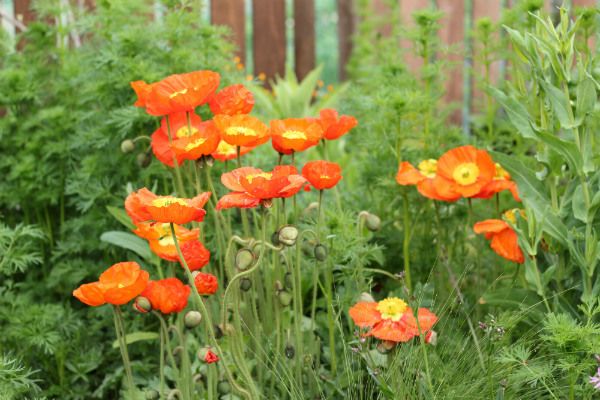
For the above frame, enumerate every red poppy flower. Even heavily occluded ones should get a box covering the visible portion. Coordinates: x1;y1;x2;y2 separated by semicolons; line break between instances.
180;240;210;271
436;145;495;198
194;272;218;295
211;140;253;161
270;118;323;153
473;211;524;263
134;222;199;262
318;108;358;140
472;163;520;201
73;262;150;306
141;71;220;116
141;278;191;314
302;160;342;190
216;166;306;210
209;84;254;115
204;349;219;364
125;188;211;225
213;114;269;147
349;297;438;342
396;160;461;202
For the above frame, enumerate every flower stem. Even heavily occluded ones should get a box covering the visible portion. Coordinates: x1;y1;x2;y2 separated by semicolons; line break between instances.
165;115;187;197
112;306;135;398
402;191;412;293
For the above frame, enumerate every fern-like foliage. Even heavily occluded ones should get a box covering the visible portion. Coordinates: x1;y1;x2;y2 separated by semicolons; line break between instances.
0;353;40;400
0;223;45;276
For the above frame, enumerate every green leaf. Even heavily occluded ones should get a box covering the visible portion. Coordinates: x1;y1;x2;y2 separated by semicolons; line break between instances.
537;132;582;175
489;87;536;139
540;80;578;129
576;78;596;118
100;231;152;260
112;331;159;349
572;184;588;223
480;287;541;311
106;205;135;230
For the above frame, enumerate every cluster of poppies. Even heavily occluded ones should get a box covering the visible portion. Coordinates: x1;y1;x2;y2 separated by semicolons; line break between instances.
396;145;524;263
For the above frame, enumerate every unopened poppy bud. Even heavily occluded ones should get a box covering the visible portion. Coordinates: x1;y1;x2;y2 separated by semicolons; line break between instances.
235;248;256;270
358;292;376;303
314;244;328;261
204;155;214;167
172;346;183;362
136;152;152;168
217;381;231;395
196;157;206;169
261;199;273;208
285;344;295;359
193;373;204;383
365;213;381;232
145;389;160;400
184;311;202;329
284;272;294;290
240;278;252;291
121;139;136;153
218;323;235;336
425;330;437;345
278;225;299;246
134;296;152;313
376;340;396;354
278;290;293;307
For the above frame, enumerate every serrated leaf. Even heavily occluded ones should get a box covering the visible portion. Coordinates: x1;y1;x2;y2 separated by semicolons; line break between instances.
100;231;152;260
112;331;159;349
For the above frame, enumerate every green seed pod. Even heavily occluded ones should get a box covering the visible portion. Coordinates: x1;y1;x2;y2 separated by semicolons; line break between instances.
145;389;160;400
133;296;151;313
217;381;231;395
284;272;294;290
365;213;381;232
314;244;328;261
239;277;252;291
121;139;136;153
285;345;295;359
235;248;256;270
136;152;151;168
278;225;299;246
278;290;293;307
196;346;210;361
184;311;202;329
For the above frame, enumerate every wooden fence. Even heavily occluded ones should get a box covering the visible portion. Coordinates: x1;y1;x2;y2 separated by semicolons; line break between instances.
3;0;599;125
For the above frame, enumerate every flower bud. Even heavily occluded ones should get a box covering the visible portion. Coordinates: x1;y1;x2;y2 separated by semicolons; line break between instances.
277;225;299;246
285;344;295;359
261;199;273;208
358;292;376;303
172;346;183;365
184;311;202;329
204;155;215;167
314;244;328;261
217;381;231;395
365;213;381;232
376;340;396;354
145;389;160;400
278;290;293;307
136;152;152;168
235;248;256;270
133;296;152;313
239;277;252;291
121;139;136;153
284;272;294;290
193;373;204;384
425;330;437;345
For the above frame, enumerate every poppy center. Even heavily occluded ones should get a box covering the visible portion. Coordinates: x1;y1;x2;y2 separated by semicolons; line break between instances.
226;126;257;137
245;172;272;183
152;197;188;208
184;137;207;151
169;88;188;99
494;163;509;180
504;208;525;224
158;235;175;246
376;297;408;321
282;130;307;140
453;163;479;185
175;126;199;138
418;159;438;178
216;141;236;155
320;174;331;179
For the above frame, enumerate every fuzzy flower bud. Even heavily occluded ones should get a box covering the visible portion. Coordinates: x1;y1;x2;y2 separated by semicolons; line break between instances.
277;225;299;246
184;311;202;329
314;243;328;261
235;248;256;270
121;139;136;153
133;296;152;313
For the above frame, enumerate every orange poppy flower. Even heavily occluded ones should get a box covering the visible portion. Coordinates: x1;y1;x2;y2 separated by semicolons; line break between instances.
213;114;269;147
170;121;221;161
211;140;253;161
302;160;342;190
208;84;254;115
349;297;438;342
73;262;150;306
270;118;323;153
396;160;461;202
125;188;211;225
194;272;218;295
180;240;211;271
318;108;358;140
141;278;191;314
472;163;520;201
435;145;495;198
134;222;199;261
131;80;155;108
473;212;524;263
142;70;221;116
216;166;306;210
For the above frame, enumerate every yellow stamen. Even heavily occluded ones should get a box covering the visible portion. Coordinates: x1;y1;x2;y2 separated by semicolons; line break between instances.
376;297;408;322
184;137;207;151
418;159;438;178
320;175;331;179
282;130;307;140
453;163;480;185
169;88;188;99
175;126;199;138
245;173;272;184
225;126;257;137
152;197;187;208
494;163;509;180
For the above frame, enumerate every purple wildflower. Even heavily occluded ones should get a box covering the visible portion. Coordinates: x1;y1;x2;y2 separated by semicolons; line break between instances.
590;367;600;390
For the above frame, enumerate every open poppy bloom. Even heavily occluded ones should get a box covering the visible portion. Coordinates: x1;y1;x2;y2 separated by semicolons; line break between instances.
472;163;520;201
216;166;306;210
125;188;211;225
179;240;211;271
473;210;524;263
396;160;461;201
170;121;221;161
194;272;219;295
141;278;191;314
211;140;252;162
302;160;342;190
213;114;269;147
151;111;210;167
318;108;358;140
270;118;323;154
208;84;254;115
134;222;199;261
349;297;438;342
435;145;495;198
134;71;220;116
73;262;150;307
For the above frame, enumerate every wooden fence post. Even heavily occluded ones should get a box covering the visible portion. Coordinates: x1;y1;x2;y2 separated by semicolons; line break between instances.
211;0;246;64
253;0;286;84
293;0;315;80
337;0;355;80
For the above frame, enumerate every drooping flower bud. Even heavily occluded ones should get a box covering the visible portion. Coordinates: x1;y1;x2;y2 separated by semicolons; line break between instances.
145;389;160;400
365;213;381;232
167;389;182;400
376;340;396;354
239;278;252;291
217;381;231;395
425;330;438;345
235;248;256;270
314;243;328;261
133;296;152;313
121;139;136;153
278;290;293;307
277;225;299;246
184;311;202;329
285;344;295;359
284;272;294;290
136;152;152;168
358;292;376;303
